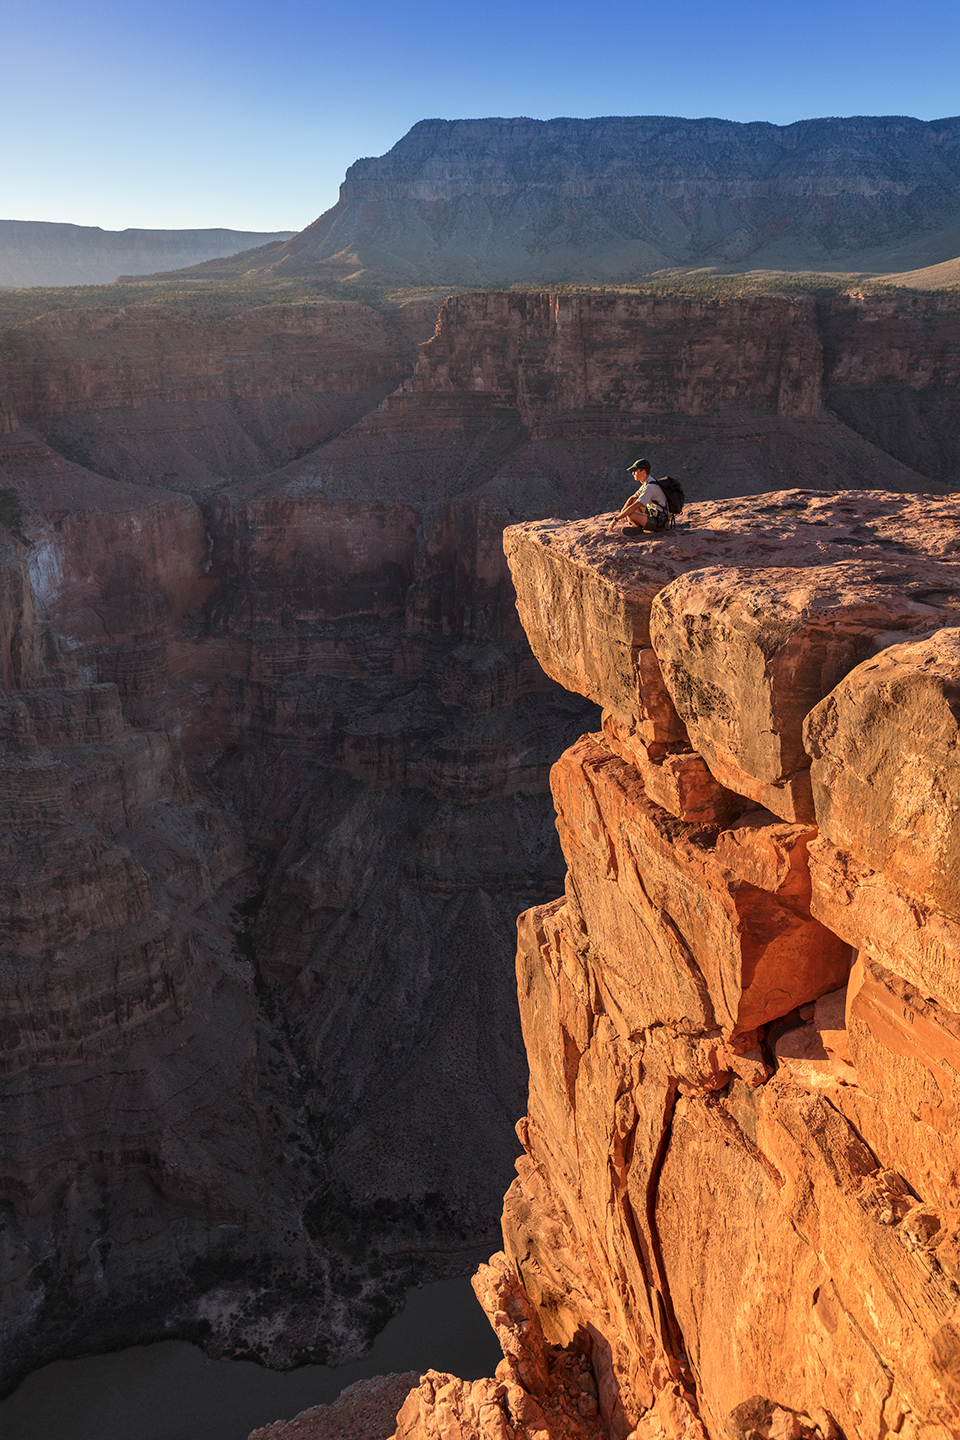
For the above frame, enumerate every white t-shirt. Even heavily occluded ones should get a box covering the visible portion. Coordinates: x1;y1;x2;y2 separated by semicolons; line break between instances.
631;480;668;511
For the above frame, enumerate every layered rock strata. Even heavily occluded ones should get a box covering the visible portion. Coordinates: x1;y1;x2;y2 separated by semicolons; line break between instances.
397;490;960;1440
200;115;960;285
6;291;960;502
0;297;596;1388
1;300;437;494
0;526;359;1387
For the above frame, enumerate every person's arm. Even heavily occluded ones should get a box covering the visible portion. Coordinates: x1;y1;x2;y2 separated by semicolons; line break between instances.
606;490;644;532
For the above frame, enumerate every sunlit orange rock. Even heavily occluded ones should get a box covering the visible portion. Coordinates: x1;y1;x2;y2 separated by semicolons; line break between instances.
650;561;953;822
400;498;960;1440
805;627;960;920
551;734;849;1040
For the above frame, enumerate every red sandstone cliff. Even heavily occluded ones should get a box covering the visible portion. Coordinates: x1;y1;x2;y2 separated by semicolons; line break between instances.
393;490;960;1440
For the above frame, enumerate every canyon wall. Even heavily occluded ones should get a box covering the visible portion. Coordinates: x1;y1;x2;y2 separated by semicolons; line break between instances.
6;290;960;501
0;299;436;491
822;292;960;483
395;490;960;1440
222;115;960;286
0;452;358;1388
2;289;960;1393
0;295;593;1390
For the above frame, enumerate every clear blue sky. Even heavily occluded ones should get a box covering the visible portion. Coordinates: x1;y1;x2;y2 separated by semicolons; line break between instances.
4;0;959;234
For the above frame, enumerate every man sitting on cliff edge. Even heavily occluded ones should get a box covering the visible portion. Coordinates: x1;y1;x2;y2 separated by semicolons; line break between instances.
606;459;670;536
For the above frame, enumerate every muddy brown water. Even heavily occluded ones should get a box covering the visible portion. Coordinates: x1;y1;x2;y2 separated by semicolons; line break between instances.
0;1277;503;1440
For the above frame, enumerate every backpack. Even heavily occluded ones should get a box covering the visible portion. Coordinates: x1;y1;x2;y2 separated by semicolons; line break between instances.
657;476;685;517
653;476;685;528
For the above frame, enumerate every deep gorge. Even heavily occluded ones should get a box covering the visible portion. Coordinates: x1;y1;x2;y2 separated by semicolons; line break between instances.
1;286;959;1416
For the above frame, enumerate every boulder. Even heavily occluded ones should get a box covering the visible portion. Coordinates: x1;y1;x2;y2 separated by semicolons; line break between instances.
651;561;951;822
805;627;960;920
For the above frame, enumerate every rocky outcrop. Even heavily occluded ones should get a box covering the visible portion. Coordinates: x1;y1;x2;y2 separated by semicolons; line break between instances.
395;1257;606;1440
250;1372;421;1440
396;489;960;1440
204;115;960;286
505;491;960;820
0;220;295;289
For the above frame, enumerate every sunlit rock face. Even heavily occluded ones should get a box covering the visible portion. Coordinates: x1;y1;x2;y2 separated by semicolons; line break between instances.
394;492;960;1440
2;287;960;1400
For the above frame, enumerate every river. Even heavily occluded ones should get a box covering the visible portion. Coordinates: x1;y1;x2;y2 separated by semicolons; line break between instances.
0;1275;502;1440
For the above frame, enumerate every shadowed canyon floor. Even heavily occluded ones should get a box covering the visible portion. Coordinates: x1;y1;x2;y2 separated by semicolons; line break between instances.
1;287;959;1412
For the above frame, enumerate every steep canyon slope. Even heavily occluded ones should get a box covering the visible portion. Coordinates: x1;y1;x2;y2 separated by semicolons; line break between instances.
0;287;958;1391
395;490;960;1440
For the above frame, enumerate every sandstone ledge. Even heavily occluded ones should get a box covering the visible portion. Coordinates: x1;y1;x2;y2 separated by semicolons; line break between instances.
505;490;960;822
